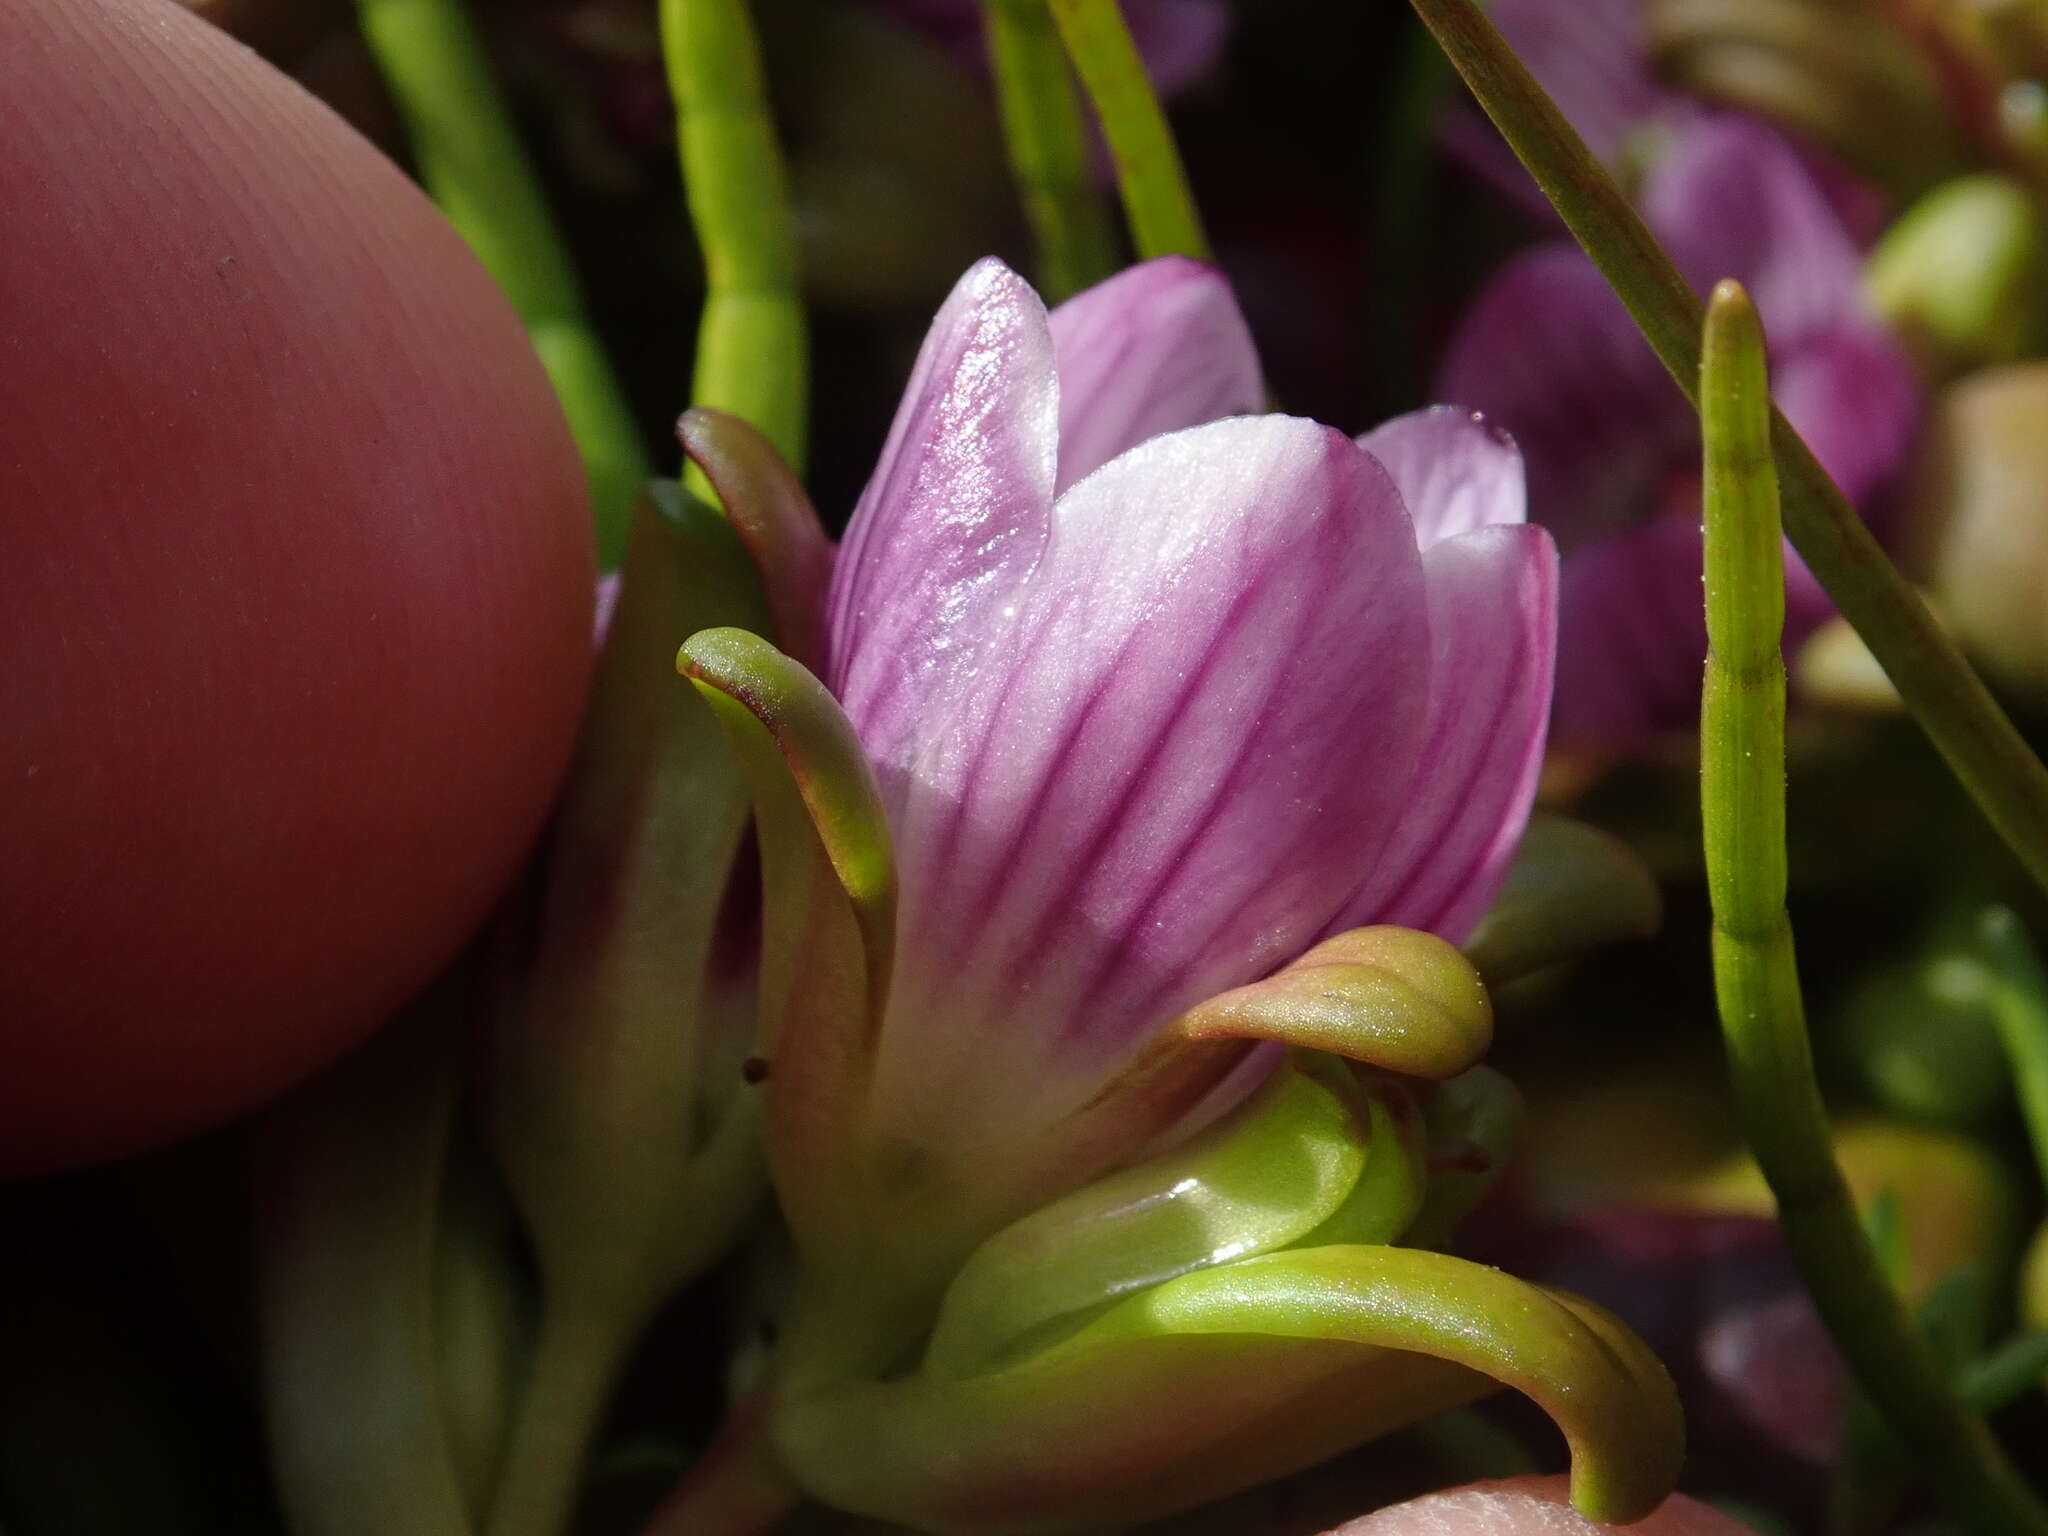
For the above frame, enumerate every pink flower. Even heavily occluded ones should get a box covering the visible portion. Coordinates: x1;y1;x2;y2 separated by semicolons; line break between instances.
804;254;1555;1252
670;257;1698;1534
1438;118;1918;743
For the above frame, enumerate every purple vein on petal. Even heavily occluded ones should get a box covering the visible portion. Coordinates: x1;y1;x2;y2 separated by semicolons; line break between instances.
1345;524;1558;942
826;257;1059;774
907;423;1430;1072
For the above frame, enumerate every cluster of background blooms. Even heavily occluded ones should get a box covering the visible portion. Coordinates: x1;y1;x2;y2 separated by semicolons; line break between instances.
13;0;2048;1534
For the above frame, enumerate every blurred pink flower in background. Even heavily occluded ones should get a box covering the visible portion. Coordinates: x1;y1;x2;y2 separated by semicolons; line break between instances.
1437;117;1918;743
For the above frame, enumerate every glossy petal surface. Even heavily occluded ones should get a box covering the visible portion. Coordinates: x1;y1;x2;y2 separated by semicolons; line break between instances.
827;257;1059;772
1357;407;1528;548
1049;256;1263;492
860;414;1430;1160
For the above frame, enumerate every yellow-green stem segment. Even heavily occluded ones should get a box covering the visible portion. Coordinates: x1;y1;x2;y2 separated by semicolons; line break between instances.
1409;0;2048;900
982;0;1121;299
354;0;649;566
1046;0;1209;260
662;0;808;477
1699;281;2048;1536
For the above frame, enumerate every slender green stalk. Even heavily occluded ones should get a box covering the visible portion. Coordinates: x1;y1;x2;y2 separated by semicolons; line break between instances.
483;1295;638;1536
982;0;1121;299
1699;282;2048;1536
1409;0;2048;898
355;0;649;566
662;0;808;475
1979;906;2048;1190
1046;0;1210;260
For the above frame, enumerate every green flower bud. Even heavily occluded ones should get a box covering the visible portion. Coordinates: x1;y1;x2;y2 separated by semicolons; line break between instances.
1868;174;2046;373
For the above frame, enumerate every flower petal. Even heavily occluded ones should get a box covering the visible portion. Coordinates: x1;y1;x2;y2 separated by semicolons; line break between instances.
825;257;1059;768
869;415;1431;1178
1771;318;1922;512
1440;0;1692;216
1434;245;1691;553
1048;256;1264;493
1640;116;1865;345
1483;0;1680;167
1336;523;1558;943
1357;405;1527;547
1550;513;1715;744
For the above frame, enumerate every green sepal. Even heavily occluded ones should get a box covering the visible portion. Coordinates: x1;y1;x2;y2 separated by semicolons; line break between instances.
431;1134;534;1521
776;1246;1682;1532
483;485;769;1339
678;626;897;1261
1173;926;1491;1079
1291;1069;1428;1249
922;1063;1371;1381
477;488;778;1536
677;408;834;670
1461;815;1662;987
256;998;474;1536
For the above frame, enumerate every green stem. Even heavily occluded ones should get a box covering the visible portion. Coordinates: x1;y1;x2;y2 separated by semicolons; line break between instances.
1978;906;2048;1191
1409;0;2048;899
1046;0;1210;260
982;0;1121;299
661;0;808;476
255;998;474;1536
354;0;649;567
483;1298;637;1536
1698;281;2048;1536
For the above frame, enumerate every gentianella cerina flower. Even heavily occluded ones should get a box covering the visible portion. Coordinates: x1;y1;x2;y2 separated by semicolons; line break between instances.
670;256;1683;1532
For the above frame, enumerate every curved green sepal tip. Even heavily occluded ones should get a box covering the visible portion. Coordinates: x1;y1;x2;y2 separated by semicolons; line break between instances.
923;1064;1370;1380
777;1245;1681;1531
678;626;897;1002
676;409;834;669
1174;926;1491;1079
1462;815;1662;987
1068;1246;1684;1525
